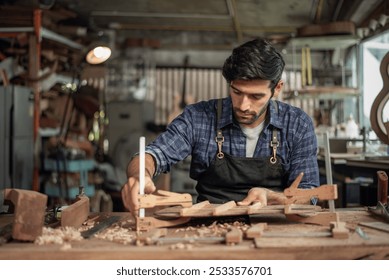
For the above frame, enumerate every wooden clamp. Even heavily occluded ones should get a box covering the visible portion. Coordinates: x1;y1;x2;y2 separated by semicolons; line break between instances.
284;172;338;204
136;190;193;231
3;188;47;241
283;173;340;226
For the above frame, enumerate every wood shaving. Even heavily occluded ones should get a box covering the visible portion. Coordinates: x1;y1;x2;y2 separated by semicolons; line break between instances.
35;227;83;245
168;243;194;250
94;225;135;245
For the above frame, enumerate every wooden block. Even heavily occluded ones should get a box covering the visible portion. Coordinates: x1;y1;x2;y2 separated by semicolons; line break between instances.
4;189;47;241
61;196;90;228
213;201;236;215
330;221;349;239
247;202;264;214
246;223;268;239
225;228;242;244
180;201;210;216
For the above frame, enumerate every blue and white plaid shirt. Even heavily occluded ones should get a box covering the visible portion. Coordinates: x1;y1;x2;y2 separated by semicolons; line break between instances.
146;96;320;189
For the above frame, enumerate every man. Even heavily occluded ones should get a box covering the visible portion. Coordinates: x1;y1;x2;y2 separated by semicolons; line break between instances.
121;38;319;215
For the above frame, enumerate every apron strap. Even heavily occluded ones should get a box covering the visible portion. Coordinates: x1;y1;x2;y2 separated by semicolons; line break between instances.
269;100;279;164
215;99;224;159
215;99;279;163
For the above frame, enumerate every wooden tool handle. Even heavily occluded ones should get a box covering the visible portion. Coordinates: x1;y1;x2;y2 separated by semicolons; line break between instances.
377;171;388;204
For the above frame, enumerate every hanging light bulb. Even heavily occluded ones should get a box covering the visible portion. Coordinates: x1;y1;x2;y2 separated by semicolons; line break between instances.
86;45;112;64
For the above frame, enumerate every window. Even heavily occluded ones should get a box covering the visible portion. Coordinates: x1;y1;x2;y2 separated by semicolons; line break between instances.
360;30;389;136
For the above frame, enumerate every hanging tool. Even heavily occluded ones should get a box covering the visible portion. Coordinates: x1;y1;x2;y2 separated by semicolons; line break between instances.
301;46;312;87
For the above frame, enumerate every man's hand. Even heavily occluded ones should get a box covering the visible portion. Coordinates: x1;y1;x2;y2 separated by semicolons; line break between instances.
121;176;156;216
121;153;157;216
237;187;287;207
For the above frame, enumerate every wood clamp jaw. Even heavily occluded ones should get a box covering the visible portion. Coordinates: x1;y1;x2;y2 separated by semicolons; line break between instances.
136;190;193;231
283;173;345;228
283;172;338;204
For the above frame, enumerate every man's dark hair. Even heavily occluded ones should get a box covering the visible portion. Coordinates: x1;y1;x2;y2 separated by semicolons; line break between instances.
222;38;285;92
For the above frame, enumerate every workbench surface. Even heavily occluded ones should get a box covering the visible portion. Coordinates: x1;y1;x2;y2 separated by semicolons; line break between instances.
0;209;388;260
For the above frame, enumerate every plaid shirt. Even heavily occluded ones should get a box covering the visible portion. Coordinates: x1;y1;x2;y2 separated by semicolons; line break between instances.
146;97;320;189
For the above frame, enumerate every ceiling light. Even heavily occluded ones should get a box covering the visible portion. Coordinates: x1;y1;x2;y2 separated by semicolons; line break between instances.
378;14;389;27
369;19;379;31
86;45;112;64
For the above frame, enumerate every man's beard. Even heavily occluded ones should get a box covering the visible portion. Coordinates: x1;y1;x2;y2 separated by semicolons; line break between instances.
233;99;270;125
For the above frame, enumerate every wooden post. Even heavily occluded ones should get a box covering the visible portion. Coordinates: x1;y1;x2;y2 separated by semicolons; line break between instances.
30;9;42;192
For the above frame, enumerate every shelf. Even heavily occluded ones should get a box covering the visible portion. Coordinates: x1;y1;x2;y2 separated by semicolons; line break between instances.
43;159;96;198
44;182;95;199
0;27;84;50
44;159;95;172
284;86;360;100
286;35;360;50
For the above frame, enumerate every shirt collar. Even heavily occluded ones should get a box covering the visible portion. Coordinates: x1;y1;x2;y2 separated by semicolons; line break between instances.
218;97;283;131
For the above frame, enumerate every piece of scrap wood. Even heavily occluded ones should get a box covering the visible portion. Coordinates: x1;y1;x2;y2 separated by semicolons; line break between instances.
61;196;90;228
246;223;268;239
213;201;236;215
180;201;210;216
225;228;242;244
330;221;349;239
4;189;47;241
247;202;264;214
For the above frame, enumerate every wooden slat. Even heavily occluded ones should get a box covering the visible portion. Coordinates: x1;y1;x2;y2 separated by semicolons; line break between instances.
225;228;242;244
246;223;268;239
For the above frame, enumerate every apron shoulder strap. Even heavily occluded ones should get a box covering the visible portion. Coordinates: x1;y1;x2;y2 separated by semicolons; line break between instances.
215;99;224;159
270;100;279;164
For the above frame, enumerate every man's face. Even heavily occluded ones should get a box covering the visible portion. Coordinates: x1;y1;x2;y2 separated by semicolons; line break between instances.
229;79;283;128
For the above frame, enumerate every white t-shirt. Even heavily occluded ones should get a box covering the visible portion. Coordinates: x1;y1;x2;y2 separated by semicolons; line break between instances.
240;122;265;157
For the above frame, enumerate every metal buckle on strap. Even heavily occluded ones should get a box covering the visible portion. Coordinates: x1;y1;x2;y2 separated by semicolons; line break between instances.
269;136;279;164
215;132;224;159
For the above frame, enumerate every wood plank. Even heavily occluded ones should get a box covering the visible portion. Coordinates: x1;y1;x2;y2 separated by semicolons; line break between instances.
225;228;242;244
213;201;236;215
156;204;321;218
246;223;268;239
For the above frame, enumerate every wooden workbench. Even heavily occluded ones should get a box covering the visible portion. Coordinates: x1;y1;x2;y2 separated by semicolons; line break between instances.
0;209;388;260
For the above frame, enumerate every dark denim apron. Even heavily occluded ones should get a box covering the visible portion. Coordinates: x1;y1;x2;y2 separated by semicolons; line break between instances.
196;99;285;203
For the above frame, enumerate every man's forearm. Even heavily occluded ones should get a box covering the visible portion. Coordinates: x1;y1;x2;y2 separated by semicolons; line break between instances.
127;153;156;179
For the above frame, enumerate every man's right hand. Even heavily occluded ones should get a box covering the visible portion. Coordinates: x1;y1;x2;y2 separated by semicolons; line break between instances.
121;176;156;216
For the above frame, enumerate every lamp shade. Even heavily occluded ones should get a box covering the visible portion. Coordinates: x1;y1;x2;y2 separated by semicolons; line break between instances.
86;45;111;64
